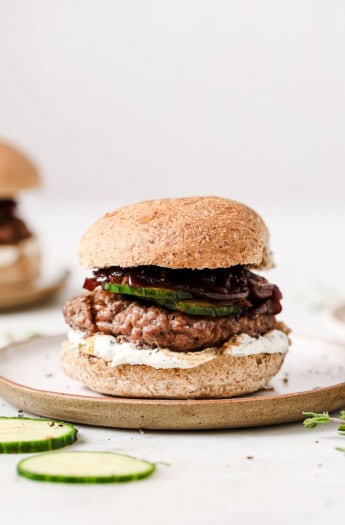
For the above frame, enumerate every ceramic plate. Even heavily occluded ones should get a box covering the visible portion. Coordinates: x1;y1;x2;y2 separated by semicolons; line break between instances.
0;334;344;430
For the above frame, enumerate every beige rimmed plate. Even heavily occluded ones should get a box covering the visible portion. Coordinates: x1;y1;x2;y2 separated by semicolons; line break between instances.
324;301;345;339
0;269;69;310
0;334;344;430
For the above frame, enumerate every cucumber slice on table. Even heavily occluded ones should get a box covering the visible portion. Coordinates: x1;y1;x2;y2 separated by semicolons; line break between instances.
0;417;77;454
154;299;243;317
17;451;155;483
102;282;192;301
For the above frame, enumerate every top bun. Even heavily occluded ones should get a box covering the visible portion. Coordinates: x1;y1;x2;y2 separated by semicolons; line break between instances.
0;141;40;197
78;196;274;270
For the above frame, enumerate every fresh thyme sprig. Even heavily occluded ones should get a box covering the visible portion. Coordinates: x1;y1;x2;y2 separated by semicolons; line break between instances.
303;411;345;435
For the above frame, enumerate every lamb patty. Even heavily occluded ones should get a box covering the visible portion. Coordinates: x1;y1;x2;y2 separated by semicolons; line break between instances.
63;287;278;352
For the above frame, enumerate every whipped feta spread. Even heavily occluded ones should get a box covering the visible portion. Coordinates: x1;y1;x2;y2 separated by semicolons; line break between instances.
68;328;289;370
0;237;39;267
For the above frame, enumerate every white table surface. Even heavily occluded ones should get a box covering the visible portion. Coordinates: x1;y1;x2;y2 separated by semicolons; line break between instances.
0;199;344;525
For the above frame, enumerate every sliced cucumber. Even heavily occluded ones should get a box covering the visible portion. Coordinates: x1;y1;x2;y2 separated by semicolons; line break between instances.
102;282;192;301
102;282;243;317
154;299;243;317
17;451;155;483
0;417;77;454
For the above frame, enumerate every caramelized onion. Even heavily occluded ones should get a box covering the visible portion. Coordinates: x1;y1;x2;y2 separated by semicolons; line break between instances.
84;265;282;316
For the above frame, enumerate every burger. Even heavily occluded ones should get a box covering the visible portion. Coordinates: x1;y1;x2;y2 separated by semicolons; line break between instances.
62;196;290;399
0;141;40;291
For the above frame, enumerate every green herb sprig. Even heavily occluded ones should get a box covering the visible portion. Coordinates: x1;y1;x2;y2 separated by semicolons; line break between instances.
303;411;345;454
303;411;345;433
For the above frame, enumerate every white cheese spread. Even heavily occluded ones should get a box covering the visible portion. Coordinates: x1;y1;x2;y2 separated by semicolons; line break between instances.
0;237;39;267
68;328;289;370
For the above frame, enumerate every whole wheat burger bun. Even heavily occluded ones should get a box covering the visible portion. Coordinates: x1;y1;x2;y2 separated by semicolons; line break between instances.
78;196;274;270
61;341;285;399
0;141;40;197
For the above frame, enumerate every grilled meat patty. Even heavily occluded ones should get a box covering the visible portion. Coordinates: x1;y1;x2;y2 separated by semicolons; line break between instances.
63;287;278;352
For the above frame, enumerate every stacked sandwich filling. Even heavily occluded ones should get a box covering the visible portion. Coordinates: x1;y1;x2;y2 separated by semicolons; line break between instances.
0;199;32;245
0;199;39;274
63;265;289;368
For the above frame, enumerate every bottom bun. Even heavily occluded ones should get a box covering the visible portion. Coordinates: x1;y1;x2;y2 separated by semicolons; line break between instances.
0;237;40;287
61;341;286;399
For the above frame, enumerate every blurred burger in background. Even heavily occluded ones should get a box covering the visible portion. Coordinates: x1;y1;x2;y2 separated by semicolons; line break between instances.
0;141;41;292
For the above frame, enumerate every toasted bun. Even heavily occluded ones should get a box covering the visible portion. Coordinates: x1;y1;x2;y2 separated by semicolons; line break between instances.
0;237;40;287
61;341;285;399
0;141;40;197
78;196;273;270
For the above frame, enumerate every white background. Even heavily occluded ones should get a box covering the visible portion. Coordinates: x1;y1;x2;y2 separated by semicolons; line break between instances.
0;4;345;524
0;0;344;205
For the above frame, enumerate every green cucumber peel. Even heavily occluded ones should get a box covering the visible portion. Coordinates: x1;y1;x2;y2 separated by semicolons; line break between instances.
153;299;243;317
17;451;155;483
102;282;192;301
102;282;243;317
0;417;77;454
